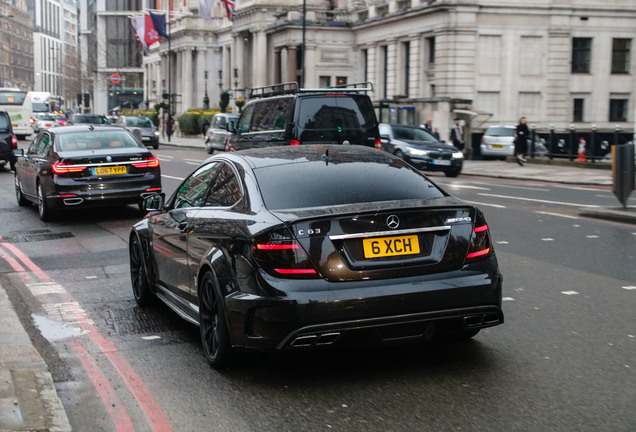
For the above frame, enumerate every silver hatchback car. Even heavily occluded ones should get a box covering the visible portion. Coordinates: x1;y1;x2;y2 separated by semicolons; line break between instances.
480;125;547;158
204;113;238;154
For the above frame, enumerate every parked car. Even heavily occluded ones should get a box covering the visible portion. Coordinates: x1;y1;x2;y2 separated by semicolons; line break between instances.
32;113;61;134
67;113;108;125
379;123;463;177
129;144;504;368
115;115;160;149
204;113;238;154
227;82;381;151
480;125;548;158
14;125;161;221
0;109;18;171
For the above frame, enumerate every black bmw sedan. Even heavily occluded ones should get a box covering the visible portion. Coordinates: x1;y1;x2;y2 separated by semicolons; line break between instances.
129;145;503;368
14;125;161;221
379;123;464;177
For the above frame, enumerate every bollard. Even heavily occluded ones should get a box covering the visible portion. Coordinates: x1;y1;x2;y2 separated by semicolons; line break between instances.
612;143;635;208
590;125;597;163
568;124;575;161
614;125;621;147
530;125;536;158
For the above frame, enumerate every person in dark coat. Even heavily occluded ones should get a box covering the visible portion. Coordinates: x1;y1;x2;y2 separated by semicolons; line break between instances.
515;117;529;165
450;118;464;151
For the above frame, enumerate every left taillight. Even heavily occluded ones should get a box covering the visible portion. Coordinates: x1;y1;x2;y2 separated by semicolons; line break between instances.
131;157;160;168
51;162;87;174
11;135;18;149
464;210;493;263
375;137;382;150
253;229;321;279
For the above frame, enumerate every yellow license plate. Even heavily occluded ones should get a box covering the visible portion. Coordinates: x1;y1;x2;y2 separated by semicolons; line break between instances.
491;145;504;149
363;235;420;258
93;166;127;176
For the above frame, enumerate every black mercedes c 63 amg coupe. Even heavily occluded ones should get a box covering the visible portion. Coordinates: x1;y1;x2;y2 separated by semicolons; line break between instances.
129;145;503;367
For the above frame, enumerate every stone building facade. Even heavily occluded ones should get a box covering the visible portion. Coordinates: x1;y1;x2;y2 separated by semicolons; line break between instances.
0;0;33;91
142;0;636;139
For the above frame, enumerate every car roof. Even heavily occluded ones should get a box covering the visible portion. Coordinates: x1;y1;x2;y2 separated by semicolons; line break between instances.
220;144;394;169
47;125;121;135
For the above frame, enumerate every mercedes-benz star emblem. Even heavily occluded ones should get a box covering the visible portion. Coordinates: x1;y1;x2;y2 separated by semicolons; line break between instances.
386;215;400;229
106;156;112;162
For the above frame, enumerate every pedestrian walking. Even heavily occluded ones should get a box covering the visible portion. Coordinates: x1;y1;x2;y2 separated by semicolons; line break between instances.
422;119;433;133
450;118;464;151
432;127;441;141
515;117;529;166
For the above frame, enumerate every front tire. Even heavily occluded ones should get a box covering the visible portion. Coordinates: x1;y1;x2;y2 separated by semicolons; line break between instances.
444;167;461;178
129;234;154;306
199;271;232;368
394;150;405;160
15;175;28;206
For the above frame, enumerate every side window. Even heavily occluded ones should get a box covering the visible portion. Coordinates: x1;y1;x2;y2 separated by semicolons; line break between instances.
205;163;242;207
379;124;391;137
173;162;222;209
213;116;226;129
236;104;255;134
37;134;52;156
28;135;42;155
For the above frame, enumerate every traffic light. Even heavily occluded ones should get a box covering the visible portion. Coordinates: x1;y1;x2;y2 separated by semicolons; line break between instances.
77;93;82;105
83;93;90;107
162;92;169;100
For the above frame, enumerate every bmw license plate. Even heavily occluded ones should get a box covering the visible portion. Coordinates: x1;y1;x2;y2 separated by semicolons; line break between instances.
432;159;451;166
363;235;420;258
92;166;126;176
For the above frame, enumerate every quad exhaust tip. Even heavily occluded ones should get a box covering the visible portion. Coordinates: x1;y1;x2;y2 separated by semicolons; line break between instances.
464;313;501;328
63;197;84;205
290;332;341;348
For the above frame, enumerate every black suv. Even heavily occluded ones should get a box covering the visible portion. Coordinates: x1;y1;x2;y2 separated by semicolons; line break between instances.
227;82;381;151
0;109;17;171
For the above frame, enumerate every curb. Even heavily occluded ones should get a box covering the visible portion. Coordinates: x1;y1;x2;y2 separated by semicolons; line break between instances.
578;206;636;225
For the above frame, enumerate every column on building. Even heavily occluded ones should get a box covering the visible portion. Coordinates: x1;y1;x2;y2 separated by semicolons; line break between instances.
408;37;420;99
183;48;193;110
386;39;397;99
222;45;231;89
198;48;208;106
287;46;297;83
235;35;245;91
304;44;317;88
252;29;268;87
273;49;282;85
546;30;571;124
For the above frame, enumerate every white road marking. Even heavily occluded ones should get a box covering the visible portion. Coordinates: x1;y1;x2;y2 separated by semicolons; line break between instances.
445;184;491;190
586;235;599;239
561;291;579;295
502;297;515;301
535;211;579;219
542;238;554;241
478;193;601;208
156;154;174;159
85;275;97;279
493;184;550;192
184;158;205;163
26;281;66;296
621;286;636;290
496;241;509;244
142;336;161;341
162;174;185;180
465;200;507;209
186;162;200;166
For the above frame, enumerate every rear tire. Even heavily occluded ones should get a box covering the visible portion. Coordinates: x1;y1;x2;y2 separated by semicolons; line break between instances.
153;143;159;149
199;271;232;368
129;234;154;306
37;182;54;221
206;146;213;154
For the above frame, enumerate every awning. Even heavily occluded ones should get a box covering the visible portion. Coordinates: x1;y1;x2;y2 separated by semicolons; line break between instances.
453;109;493;128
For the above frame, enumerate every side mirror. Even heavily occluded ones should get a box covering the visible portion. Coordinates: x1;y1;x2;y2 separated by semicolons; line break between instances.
13;149;24;157
144;193;165;212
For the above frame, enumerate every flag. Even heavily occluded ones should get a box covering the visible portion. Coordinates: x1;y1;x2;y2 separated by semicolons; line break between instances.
199;0;214;21
220;0;236;21
130;14;161;56
149;11;170;40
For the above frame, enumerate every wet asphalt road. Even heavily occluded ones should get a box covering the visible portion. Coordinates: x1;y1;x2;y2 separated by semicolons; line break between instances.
0;143;634;431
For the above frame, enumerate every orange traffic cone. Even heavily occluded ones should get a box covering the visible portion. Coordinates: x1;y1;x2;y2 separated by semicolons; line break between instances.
576;137;586;162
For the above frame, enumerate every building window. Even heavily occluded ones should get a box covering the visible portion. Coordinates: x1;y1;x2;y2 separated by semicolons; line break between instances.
426;37;435;64
362;49;368;83
402;41;410;97
609;99;628;122
382;45;388;99
335;76;347;86
611;38;631;74
573;98;584;122
572;38;592;73
319;76;330;88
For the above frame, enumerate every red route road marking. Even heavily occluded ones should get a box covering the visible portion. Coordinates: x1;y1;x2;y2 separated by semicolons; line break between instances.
71;344;136;432
0;238;174;432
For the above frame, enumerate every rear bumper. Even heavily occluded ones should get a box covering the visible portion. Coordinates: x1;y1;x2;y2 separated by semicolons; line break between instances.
226;258;503;351
480;144;514;157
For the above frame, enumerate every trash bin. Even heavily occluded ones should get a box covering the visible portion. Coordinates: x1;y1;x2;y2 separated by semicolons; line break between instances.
612;142;635;208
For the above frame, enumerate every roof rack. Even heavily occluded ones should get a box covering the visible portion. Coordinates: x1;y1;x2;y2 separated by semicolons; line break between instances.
300;81;375;93
248;82;299;99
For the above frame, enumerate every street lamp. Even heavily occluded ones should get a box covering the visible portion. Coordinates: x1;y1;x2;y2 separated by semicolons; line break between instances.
218;70;223;89
203;70;209;109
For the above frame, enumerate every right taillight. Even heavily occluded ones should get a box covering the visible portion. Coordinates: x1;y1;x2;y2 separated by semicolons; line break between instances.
253;229;321;279
464;211;492;263
289;139;301;146
11;135;18;149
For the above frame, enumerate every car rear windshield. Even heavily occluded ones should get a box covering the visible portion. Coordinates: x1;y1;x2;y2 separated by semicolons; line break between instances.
126;117;153;128
55;131;144;152
74;115;106;124
297;95;376;131
0;114;10;131
485;127;515;137
253;159;445;210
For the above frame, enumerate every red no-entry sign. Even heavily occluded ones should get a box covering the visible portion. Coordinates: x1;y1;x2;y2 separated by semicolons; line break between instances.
110;73;121;84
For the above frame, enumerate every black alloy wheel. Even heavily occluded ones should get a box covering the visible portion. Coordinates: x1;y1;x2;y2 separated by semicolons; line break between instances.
199;271;232;368
37;182;53;221
129;235;154;306
15;174;28;206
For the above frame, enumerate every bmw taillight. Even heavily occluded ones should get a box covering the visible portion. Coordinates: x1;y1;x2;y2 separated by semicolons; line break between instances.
51;162;87;174
289;140;301;146
253;229;321;279
11;135;18;149
464;210;493;263
131;157;160;168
